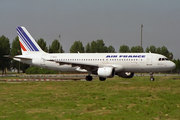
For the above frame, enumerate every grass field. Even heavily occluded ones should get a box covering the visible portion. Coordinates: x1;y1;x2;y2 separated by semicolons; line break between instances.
0;76;180;120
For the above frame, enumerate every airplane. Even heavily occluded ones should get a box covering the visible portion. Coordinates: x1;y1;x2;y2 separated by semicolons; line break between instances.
5;26;176;81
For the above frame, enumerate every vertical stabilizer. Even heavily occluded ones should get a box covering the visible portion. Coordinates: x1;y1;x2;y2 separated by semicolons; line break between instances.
16;26;44;55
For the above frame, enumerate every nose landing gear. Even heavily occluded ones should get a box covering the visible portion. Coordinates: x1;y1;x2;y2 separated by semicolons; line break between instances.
150;72;155;81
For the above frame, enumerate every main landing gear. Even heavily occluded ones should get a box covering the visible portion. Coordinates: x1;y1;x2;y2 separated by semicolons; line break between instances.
99;77;106;81
85;75;93;81
85;73;106;81
86;76;106;81
150;72;155;81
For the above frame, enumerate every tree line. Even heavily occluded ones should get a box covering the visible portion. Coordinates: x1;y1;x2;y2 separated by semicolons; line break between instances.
0;35;179;74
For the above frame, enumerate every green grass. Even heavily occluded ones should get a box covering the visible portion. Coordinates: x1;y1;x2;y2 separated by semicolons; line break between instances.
0;76;180;120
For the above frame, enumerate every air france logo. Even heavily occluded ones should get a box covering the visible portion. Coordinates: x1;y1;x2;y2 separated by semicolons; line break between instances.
106;55;146;58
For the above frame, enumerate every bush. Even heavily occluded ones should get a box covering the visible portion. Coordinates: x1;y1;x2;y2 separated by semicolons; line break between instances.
25;66;59;74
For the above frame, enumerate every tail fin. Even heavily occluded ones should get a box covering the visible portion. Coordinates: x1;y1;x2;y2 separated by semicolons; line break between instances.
16;26;44;55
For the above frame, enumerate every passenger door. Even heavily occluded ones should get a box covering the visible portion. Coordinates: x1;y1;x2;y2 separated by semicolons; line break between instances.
146;54;152;65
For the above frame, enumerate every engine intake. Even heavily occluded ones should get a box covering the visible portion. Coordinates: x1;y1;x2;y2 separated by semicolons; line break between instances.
97;67;115;78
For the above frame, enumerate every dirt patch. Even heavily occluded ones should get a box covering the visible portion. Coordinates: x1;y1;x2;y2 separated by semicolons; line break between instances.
26;108;53;114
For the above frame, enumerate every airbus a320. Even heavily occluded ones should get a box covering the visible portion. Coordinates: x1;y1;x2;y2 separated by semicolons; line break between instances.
5;27;176;81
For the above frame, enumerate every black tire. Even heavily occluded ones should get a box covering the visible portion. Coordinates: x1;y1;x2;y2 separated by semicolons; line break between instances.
150;77;155;81
86;76;93;81
99;77;106;81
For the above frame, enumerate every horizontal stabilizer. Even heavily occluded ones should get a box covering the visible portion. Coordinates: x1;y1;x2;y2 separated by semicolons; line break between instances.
4;55;32;60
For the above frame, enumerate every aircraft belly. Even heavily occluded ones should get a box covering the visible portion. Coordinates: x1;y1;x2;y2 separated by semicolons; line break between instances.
47;62;76;71
21;59;32;65
125;62;140;72
58;65;77;72
124;62;155;72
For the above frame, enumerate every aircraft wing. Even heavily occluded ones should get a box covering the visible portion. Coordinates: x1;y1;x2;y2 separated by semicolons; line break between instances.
46;59;125;73
4;55;32;60
46;59;101;71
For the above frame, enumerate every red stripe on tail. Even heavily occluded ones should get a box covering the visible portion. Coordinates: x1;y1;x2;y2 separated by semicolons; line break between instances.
19;41;27;51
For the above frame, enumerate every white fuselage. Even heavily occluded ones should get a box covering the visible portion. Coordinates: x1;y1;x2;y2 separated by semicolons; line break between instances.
17;52;175;73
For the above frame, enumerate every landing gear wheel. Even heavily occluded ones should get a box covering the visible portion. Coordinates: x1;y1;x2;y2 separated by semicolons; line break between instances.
149;72;155;81
86;76;93;81
150;77;155;81
99;77;106;81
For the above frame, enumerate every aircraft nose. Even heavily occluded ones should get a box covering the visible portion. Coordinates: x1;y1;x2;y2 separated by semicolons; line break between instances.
169;61;176;70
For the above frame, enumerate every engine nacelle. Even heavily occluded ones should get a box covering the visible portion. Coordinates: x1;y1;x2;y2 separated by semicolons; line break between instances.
117;72;134;78
97;67;115;78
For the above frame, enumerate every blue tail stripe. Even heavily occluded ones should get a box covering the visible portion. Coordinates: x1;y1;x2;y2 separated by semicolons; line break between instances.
17;27;39;51
17;32;32;51
19;27;39;51
17;27;37;51
17;29;33;51
17;28;34;51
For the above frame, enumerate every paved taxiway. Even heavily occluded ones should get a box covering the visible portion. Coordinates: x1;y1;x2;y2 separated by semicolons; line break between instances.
0;73;179;82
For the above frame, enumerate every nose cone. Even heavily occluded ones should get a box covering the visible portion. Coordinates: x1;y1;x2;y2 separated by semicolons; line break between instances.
169;61;176;70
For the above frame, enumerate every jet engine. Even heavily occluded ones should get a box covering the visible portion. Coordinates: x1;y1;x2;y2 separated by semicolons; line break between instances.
117;72;134;78
97;67;115;78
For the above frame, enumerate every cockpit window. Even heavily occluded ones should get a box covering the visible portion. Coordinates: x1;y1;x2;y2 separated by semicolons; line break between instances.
158;58;169;61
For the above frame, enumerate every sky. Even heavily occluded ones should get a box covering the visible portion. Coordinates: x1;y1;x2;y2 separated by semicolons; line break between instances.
0;0;180;59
